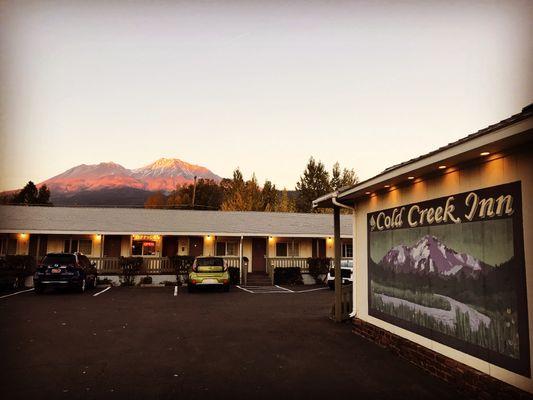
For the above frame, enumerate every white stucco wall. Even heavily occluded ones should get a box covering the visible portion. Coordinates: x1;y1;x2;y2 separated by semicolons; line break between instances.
352;148;533;392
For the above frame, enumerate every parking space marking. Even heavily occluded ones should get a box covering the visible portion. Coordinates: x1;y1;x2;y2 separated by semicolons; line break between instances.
0;288;34;299
236;285;254;293
237;285;329;294
275;285;293;293
293;287;329;293
93;286;111;297
174;286;178;296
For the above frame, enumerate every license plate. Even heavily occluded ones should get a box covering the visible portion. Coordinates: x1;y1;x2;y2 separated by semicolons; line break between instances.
51;268;62;274
202;279;219;284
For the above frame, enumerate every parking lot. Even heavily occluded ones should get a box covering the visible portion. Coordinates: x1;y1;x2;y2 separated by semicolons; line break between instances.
0;285;469;400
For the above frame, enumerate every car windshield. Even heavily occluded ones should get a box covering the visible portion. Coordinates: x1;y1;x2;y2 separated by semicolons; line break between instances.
42;254;76;265
195;257;225;272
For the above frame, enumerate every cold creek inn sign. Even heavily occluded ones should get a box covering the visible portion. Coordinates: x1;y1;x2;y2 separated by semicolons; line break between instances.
367;181;530;376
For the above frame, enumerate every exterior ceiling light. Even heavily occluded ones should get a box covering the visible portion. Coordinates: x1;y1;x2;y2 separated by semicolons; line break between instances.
480;151;490;156
384;184;390;188
438;165;446;170
365;191;371;195
408;176;415;180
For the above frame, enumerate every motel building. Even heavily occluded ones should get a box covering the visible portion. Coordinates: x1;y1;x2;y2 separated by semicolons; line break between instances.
0;207;352;285
314;103;533;395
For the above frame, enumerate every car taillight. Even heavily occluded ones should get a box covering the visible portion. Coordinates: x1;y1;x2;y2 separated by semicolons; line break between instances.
190;279;197;284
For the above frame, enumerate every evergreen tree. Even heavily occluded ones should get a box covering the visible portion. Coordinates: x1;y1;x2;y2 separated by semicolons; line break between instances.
277;188;296;212
221;168;247;211
244;173;262;211
37;185;51;204
330;162;342;190
341;167;359;188
261;180;278;211
11;181;52;205
295;157;331;213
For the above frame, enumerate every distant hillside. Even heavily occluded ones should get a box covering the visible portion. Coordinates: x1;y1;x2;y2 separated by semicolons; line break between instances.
51;187;155;206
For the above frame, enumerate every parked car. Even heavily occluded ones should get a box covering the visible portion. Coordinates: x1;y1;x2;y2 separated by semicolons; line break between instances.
188;256;230;292
34;253;97;293
326;259;353;290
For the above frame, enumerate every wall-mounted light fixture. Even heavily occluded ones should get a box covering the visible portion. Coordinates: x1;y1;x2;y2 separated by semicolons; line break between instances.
480;151;490;156
408;176;415;180
18;233;28;240
384;184;390;188
438;165;446;170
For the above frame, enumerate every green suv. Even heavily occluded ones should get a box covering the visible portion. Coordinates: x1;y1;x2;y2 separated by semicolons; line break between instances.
188;256;230;292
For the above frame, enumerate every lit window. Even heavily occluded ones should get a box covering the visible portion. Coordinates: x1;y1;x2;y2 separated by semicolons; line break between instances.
276;241;300;257
132;240;156;256
216;241;239;256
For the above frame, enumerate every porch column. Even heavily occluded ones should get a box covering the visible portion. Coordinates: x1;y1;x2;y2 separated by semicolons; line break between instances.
334;205;342;322
239;236;244;285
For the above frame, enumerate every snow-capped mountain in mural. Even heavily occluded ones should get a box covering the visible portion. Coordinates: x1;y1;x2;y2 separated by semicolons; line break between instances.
379;235;488;277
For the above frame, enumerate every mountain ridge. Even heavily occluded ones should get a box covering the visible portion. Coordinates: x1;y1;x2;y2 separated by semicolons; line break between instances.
3;158;222;197
379;235;489;277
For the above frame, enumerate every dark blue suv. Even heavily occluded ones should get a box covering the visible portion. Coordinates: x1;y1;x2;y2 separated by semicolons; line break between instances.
34;253;97;293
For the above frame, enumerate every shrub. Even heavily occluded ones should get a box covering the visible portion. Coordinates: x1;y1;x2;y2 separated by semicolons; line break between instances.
96;277;113;286
307;257;331;284
119;256;143;286
274;267;303;285
140;276;153;285
169;255;195;285
0;255;36;289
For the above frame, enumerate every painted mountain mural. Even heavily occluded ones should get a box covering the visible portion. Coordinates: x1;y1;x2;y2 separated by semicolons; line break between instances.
379;235;487;277
2;158;222;205
369;219;522;363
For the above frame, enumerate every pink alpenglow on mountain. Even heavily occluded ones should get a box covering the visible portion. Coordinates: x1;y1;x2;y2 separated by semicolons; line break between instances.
37;158;221;194
132;158;221;191
380;235;486;277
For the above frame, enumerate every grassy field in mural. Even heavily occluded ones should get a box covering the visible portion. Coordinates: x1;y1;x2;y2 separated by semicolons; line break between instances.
370;281;520;359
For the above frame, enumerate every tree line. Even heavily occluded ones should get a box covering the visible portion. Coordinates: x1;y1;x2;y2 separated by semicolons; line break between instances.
145;157;358;213
0;181;52;205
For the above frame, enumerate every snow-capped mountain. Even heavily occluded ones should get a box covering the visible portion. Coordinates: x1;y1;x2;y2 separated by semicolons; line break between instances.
33;158;221;194
379;235;487;277
132;158;221;191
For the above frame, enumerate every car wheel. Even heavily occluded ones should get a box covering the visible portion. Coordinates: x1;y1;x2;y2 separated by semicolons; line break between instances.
187;285;195;293
223;284;230;292
34;285;44;294
328;282;335;290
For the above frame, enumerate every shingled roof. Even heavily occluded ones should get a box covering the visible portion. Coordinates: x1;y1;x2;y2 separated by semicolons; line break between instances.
0;206;352;237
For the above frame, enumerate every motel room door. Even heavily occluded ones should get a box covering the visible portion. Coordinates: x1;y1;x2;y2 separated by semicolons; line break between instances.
104;235;122;257
189;236;203;257
251;238;267;273
312;238;326;258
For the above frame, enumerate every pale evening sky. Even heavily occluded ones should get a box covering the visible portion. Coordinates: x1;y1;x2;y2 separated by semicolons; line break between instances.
0;0;532;191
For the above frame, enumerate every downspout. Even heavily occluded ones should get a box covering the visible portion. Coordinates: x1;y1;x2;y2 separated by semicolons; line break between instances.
331;195;357;320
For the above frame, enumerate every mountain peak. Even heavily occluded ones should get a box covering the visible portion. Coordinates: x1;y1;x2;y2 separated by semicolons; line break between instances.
380;235;485;277
27;158;222;194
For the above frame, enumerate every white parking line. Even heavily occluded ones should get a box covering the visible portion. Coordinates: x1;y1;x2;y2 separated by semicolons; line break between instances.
0;288;34;299
275;285;293;293
93;286;111;297
236;285;254;293
174;286;178;296
293;287;329;293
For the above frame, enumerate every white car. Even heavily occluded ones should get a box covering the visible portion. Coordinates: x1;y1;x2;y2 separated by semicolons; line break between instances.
326;259;353;290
